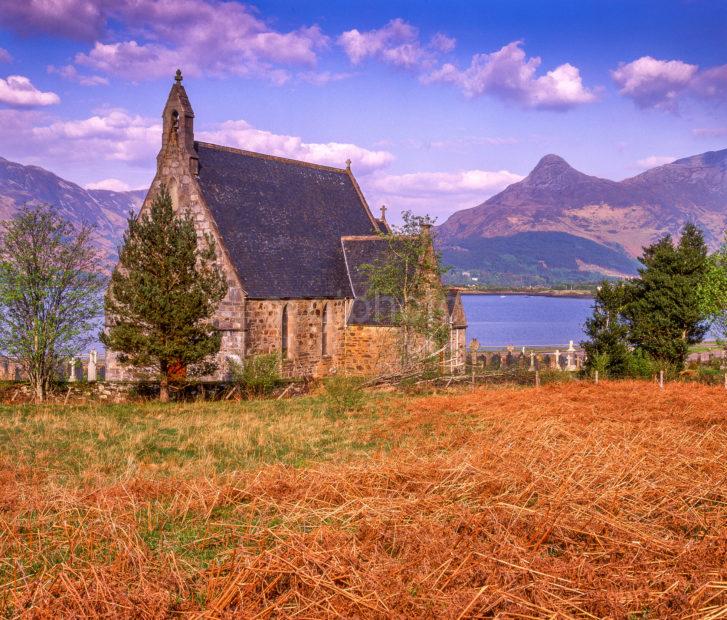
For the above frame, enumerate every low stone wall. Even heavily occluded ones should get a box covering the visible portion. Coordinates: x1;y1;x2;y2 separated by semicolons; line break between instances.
5;381;133;403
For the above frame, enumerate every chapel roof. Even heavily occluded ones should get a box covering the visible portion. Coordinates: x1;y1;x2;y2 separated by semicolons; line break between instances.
341;236;412;326
195;142;380;298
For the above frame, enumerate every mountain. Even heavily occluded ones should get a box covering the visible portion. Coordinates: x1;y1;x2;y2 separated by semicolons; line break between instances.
437;149;727;285
0;156;145;267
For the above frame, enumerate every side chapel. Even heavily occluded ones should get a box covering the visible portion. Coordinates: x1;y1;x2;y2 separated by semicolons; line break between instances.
106;72;467;381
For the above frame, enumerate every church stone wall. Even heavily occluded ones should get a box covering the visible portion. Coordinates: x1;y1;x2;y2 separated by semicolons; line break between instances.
245;299;348;378
341;325;402;376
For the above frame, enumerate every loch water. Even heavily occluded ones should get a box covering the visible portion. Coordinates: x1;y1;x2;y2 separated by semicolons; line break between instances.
461;294;594;348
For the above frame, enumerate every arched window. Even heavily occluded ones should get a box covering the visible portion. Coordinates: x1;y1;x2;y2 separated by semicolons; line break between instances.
171;110;179;135
321;304;329;356
281;305;289;358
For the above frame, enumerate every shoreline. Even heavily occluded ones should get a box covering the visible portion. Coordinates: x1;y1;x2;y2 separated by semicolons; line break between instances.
457;289;594;299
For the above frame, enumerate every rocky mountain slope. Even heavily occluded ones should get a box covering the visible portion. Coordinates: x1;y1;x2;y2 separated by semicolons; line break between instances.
438;149;727;284
0;157;145;267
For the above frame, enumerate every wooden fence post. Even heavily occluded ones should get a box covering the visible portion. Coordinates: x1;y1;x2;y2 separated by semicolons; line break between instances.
535;371;540;388
659;370;664;390
594;370;599;385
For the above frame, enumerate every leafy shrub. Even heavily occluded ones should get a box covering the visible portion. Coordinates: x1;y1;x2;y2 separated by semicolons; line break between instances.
624;349;657;380
322;375;366;420
229;354;280;398
589;352;610;378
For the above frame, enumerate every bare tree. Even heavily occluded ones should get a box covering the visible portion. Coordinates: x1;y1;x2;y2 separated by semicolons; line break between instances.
0;206;104;402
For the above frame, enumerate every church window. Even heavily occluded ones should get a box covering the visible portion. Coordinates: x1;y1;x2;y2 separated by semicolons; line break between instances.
171;110;179;135
281;305;289;358
321;304;329;356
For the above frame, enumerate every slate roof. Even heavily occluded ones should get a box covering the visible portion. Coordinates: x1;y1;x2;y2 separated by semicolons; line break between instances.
341;236;410;326
195;142;380;298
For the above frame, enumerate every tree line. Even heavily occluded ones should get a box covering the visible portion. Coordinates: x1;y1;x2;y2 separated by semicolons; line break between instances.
582;222;727;378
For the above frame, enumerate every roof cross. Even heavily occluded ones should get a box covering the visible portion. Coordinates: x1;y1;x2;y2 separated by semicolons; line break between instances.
380;204;387;221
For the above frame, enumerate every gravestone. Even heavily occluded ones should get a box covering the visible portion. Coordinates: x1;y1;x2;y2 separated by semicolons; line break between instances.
470;339;480;367
88;350;98;382
566;340;577;371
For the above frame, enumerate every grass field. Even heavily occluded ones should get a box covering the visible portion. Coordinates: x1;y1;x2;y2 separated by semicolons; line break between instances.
1;382;726;618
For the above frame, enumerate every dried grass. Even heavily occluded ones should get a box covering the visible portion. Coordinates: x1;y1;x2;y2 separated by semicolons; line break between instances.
1;381;726;618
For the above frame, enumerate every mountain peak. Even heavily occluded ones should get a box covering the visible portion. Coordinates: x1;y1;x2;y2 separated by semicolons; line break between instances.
535;154;570;168
525;153;581;185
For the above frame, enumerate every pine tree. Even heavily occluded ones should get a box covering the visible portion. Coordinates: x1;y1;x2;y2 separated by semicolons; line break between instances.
622;223;708;371
101;188;228;401
581;280;631;378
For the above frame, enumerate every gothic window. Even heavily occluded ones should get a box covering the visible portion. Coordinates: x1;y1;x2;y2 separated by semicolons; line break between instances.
321;303;329;356
281;305;289;358
171;110;179;135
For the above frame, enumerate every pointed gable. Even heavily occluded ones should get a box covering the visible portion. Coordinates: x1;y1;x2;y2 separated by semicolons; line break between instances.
446;290;467;327
195;143;380;298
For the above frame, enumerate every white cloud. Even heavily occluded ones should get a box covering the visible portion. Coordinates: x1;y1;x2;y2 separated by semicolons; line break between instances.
0;75;60;107
636;155;675;169
429;33;456;54
0;48;11;63
199;120;394;174
1;0;106;40
692;127;727;138
612;56;727;111
69;0;328;82
338;19;453;70
297;70;354;85
85;178;133;192
29;109;161;163
423;41;597;110
692;64;727;101
47;64;108;86
363;168;523;220
612;56;697;110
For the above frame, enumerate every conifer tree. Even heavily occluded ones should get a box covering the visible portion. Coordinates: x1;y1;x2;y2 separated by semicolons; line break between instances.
102;188;228;401
622;223;708;371
581;280;631;378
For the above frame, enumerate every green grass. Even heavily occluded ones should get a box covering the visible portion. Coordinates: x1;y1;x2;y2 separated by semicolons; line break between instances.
0;393;396;485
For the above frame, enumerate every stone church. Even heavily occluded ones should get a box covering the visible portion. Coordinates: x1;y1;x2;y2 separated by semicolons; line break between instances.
106;72;467;381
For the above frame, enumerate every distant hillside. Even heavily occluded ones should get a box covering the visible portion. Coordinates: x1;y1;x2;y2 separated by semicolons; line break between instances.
442;231;640;286
0;156;145;266
437;149;727;285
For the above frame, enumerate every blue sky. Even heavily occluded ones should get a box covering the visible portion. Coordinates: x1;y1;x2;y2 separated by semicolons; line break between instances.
0;0;725;223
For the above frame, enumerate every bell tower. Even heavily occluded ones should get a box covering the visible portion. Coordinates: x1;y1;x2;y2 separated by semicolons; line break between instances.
158;69;198;175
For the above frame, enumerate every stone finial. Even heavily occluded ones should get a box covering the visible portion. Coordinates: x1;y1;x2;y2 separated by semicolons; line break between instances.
175;69;183;83
345;158;352;171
